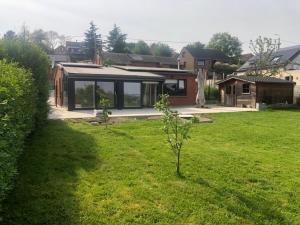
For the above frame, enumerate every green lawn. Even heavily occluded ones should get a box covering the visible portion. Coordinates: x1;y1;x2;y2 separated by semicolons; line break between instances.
2;111;300;225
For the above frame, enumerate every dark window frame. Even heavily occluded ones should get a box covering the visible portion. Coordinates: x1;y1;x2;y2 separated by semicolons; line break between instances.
242;83;250;94
163;79;187;96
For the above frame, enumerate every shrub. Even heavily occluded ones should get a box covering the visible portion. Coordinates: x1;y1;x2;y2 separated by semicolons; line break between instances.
204;85;219;100
0;60;37;216
0;39;50;126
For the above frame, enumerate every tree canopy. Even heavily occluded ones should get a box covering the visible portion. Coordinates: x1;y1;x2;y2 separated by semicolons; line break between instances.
184;42;205;51
106;24;127;53
208;32;242;63
150;43;173;57
131;40;151;55
248;36;281;76
84;21;102;60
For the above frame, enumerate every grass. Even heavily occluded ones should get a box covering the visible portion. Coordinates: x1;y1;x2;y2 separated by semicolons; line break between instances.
2;111;300;225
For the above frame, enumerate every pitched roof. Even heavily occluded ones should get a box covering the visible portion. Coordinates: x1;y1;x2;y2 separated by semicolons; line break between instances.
216;75;295;85
184;48;228;61
238;45;300;71
103;52;178;66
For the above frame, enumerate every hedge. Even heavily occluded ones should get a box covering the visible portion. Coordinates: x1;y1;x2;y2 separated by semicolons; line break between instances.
0;39;50;127
0;60;37;216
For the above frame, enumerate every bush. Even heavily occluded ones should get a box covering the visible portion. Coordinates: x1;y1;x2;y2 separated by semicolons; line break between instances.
204;85;219;100
0;39;50;126
0;60;37;215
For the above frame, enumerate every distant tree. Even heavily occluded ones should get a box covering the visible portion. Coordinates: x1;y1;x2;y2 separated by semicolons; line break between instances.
150;42;173;57
46;31;64;53
185;42;205;51
18;23;30;41
106;24;127;53
3;30;17;40
208;32;242;63
84;21;102;60
248;36;281;76
155;94;192;176
30;29;50;53
125;42;136;53
132;40;151;55
213;62;238;75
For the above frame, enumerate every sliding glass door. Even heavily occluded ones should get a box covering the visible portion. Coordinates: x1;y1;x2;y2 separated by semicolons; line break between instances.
96;81;115;108
74;81;95;108
123;82;141;108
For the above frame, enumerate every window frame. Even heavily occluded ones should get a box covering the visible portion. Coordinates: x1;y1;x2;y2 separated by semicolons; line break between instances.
242;83;251;94
163;79;187;96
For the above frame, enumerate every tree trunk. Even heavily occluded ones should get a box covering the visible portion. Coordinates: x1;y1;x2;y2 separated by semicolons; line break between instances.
176;149;180;175
196;69;206;107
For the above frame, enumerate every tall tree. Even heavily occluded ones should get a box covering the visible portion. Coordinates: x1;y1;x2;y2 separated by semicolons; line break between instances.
184;42;205;51
132;40;151;55
106;24;127;53
150;43;173;57
84;21;102;60
3;30;17;40
248;36;281;76
30;29;50;53
208;32;242;63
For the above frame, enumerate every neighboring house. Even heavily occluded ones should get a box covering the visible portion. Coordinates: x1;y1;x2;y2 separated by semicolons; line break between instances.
66;41;86;62
239;53;253;64
53;63;196;110
54;45;67;55
103;52;178;68
237;45;300;102
217;75;294;108
179;47;228;77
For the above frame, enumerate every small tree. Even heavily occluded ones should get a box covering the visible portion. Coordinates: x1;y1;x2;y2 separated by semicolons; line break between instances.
155;94;192;175
99;98;111;128
248;36;281;76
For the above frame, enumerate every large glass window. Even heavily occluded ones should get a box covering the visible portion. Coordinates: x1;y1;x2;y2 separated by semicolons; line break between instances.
124;82;141;107
163;79;186;96
96;81;115;108
74;81;95;108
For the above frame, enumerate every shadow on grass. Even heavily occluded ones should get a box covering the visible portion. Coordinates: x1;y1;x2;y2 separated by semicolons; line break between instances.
2;120;99;225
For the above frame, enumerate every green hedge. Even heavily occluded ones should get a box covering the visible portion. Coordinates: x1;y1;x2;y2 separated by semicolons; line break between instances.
0;60;37;214
0;39;50;126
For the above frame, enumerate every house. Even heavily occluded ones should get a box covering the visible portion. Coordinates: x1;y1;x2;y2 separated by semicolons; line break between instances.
179;47;228;77
53;63;196;110
103;52;178;68
217;75;294;108
66;41;86;61
237;45;300;102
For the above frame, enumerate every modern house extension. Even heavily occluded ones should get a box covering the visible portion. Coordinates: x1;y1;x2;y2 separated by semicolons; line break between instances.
53;63;196;110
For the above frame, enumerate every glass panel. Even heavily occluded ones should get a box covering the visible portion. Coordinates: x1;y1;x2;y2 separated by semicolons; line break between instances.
96;81;115;108
124;82;141;107
75;81;95;108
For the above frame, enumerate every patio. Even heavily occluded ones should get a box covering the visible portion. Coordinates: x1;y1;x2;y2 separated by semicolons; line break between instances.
48;104;257;120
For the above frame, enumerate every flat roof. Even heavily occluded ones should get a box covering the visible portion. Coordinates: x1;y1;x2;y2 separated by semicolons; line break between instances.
60;64;164;80
113;65;193;73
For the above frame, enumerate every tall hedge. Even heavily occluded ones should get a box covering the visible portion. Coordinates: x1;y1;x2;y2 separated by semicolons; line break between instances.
0;39;50;126
0;60;37;215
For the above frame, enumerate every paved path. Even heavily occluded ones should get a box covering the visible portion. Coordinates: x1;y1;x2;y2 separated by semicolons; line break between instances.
49;104;257;120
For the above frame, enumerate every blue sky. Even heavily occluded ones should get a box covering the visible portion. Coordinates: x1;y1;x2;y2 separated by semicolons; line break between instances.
1;0;300;53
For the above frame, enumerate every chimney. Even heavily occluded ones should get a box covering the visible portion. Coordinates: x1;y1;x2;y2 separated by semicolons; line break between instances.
94;49;103;66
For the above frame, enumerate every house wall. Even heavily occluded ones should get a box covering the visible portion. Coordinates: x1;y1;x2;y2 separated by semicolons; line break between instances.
278;70;300;102
53;67;64;106
179;49;196;71
162;73;197;106
256;83;294;104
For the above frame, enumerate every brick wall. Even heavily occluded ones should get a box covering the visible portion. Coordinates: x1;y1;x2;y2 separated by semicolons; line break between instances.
162;73;197;106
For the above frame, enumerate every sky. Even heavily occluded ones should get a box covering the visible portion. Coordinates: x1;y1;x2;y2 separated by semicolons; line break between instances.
1;0;300;53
